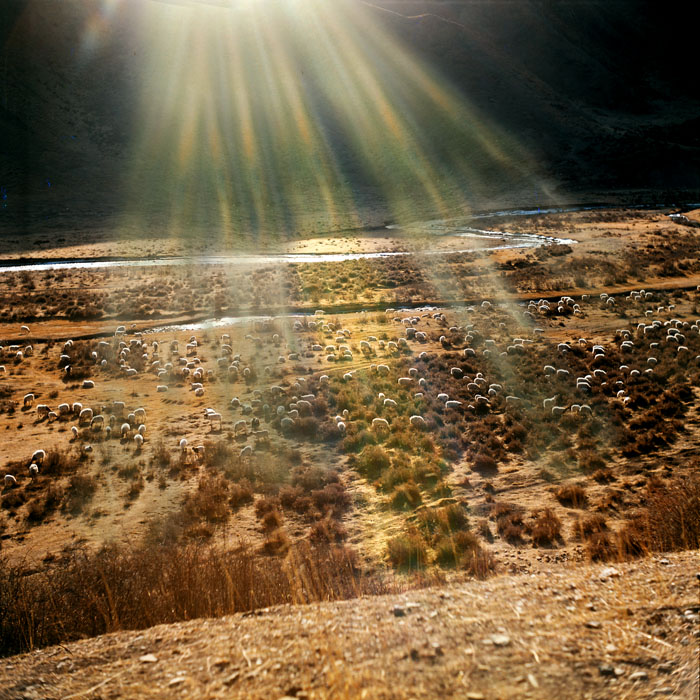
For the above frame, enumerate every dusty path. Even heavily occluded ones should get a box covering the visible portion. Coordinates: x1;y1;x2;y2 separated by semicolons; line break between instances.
1;553;697;700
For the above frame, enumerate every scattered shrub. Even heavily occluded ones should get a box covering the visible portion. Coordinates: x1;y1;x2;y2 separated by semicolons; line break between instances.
387;531;428;570
528;508;562;547
555;484;587;508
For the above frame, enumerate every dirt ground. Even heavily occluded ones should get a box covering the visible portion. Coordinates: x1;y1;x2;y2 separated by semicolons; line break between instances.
1;552;697;700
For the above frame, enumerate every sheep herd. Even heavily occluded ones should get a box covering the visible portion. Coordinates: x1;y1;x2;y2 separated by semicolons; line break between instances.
2;286;699;496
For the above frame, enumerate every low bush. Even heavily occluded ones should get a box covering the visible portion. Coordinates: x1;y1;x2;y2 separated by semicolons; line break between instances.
387;531;428;570
528;508;562;547
555;484;587;508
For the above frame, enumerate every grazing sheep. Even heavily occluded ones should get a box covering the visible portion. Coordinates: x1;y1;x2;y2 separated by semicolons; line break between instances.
71;426;79;439
29;463;39;476
234;419;248;436
90;415;104;431
23;393;35;408
445;400;462;409
82;444;93;454
179;438;188;453
32;449;46;464
207;411;223;432
82;380;95;389
121;423;131;437
372;417;390;432
36;404;50;419
409;415;427;429
134;434;144;448
543;396;558;409
79;408;93;425
397;377;412;387
4;474;17;486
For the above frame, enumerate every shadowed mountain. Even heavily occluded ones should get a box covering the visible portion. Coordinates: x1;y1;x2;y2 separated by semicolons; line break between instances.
1;0;698;242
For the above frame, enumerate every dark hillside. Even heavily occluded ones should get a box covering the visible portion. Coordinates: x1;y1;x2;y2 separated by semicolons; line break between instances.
1;0;698;241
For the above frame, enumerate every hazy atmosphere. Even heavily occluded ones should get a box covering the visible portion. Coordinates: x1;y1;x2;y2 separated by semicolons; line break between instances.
0;2;698;698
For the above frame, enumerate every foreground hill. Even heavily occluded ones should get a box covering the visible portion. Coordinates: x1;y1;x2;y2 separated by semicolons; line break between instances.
1;552;697;699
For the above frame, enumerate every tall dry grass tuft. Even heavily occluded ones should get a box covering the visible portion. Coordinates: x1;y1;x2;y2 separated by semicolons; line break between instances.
616;472;700;559
0;541;388;658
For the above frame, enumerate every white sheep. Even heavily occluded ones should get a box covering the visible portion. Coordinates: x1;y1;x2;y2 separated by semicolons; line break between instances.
134;433;144;448
121;423;131;437
91;414;104;430
23;393;35;408
409;415;426;429
207;411;222;432
4;474;17;486
32;449;46;463
71;426;79;439
239;445;253;459
372;417;390;432
179;438;188;453
29;463;39;476
82;380;95;389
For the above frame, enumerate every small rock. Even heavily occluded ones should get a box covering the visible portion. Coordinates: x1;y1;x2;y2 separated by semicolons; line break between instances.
652;688;673;696
168;677;186;686
614;667;625;677
605;644;616;653
629;671;649;682
410;648;420;661
212;659;230;669
599;567;621;581
466;693;485;700
139;654;158;664
527;673;539;688
585;620;602;629
393;605;406;617
599;664;615;677
658;558;670;565
491;634;511;647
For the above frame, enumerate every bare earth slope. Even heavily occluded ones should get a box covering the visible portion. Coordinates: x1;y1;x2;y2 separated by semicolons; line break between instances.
2;553;697;700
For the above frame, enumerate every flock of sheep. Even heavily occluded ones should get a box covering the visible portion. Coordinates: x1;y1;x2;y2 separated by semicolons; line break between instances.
2;285;699;489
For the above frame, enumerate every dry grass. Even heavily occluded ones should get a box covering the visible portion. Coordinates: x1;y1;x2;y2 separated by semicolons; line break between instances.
0;539;388;658
616;473;700;559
